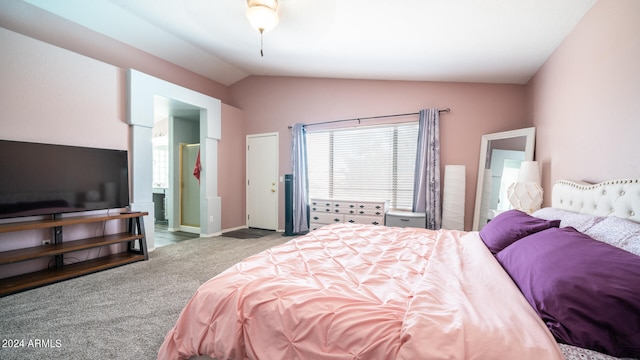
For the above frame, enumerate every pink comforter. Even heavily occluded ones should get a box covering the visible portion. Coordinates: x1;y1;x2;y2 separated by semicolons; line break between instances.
158;223;564;360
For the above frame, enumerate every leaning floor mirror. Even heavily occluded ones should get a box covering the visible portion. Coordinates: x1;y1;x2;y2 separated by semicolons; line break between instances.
472;127;536;231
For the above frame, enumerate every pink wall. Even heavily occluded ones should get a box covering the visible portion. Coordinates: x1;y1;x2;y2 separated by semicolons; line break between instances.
0;28;127;150
0;2;231;105
230;77;528;230
219;104;247;230
527;0;640;204
5;0;635;237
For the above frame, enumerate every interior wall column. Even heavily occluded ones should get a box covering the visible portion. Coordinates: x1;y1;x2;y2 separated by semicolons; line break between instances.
127;70;156;250
200;107;222;237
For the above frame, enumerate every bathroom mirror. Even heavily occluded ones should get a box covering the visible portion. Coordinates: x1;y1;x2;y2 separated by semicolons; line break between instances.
472;127;536;230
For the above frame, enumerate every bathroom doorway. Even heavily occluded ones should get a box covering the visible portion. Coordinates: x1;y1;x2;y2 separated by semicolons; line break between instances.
152;95;202;237
180;143;201;233
128;69;222;250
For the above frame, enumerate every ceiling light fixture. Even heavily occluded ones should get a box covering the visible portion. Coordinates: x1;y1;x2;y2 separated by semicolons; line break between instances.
246;0;279;57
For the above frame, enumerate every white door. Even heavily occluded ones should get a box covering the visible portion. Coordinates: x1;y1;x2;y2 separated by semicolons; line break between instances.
247;133;278;230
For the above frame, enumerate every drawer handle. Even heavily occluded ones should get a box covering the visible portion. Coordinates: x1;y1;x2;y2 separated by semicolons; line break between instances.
325;209;330;212
334;204;340;207
334;218;341;222
400;218;410;222
313;216;319;220
349;205;355;208
334;209;340;213
359;205;365;208
375;212;381;215
348;220;355;223
372;221;379;225
375;205;381;209
359;211;365;214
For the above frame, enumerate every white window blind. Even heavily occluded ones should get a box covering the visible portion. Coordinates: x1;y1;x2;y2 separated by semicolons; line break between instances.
306;122;418;210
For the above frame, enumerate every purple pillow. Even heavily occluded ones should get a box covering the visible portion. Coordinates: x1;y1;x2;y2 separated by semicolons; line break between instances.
496;227;640;358
479;210;560;253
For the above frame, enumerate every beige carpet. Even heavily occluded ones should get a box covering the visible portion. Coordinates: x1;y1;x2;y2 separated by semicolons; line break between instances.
222;228;277;239
0;232;291;360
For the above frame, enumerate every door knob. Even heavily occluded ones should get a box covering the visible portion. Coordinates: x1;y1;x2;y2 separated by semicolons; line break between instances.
271;188;276;192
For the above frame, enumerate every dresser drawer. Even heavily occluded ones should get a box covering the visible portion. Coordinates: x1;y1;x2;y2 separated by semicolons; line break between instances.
310;212;344;224
356;202;386;211
310;205;333;213
344;215;384;226
310;199;332;213
310;199;333;213
355;202;386;215
332;200;357;213
352;207;385;217
310;199;332;207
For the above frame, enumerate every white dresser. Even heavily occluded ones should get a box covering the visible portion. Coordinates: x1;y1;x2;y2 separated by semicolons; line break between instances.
309;198;387;231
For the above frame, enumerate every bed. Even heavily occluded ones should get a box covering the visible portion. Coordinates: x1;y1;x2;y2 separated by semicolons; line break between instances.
158;179;640;360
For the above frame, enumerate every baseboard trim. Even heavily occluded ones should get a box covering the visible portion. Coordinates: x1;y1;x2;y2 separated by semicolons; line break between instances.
221;225;248;234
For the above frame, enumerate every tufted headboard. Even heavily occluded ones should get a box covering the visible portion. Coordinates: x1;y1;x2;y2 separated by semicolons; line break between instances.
552;179;640;224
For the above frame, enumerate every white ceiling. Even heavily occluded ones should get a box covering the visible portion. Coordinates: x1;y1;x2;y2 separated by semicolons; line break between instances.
15;0;596;86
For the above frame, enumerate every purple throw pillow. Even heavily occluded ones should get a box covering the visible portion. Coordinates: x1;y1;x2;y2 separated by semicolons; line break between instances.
496;227;640;358
479;209;560;253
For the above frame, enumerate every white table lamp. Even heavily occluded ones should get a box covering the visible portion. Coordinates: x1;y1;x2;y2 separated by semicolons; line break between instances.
507;161;543;213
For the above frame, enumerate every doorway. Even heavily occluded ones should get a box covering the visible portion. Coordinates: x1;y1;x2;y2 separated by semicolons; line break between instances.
128;69;222;250
246;133;279;230
180;143;200;233
152;96;202;237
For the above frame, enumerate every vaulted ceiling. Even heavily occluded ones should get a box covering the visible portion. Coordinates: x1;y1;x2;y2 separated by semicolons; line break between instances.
4;0;596;86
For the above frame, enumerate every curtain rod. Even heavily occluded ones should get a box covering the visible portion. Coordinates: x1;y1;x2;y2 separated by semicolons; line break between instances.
287;108;450;129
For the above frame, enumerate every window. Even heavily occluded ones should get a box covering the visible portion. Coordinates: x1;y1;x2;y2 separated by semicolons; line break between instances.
152;136;169;188
306;122;418;210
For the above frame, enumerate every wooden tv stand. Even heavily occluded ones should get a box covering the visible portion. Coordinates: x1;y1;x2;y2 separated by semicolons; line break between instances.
0;211;148;296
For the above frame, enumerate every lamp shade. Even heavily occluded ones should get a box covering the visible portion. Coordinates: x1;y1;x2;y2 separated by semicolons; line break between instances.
246;0;279;32
517;161;541;183
441;165;466;230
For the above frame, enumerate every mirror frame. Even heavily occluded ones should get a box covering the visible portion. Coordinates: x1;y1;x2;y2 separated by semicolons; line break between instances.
472;127;536;230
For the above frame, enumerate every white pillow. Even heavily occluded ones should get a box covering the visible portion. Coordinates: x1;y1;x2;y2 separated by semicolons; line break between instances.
584;216;640;257
532;207;605;233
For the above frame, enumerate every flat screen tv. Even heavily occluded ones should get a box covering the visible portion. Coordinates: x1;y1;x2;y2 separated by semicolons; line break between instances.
0;140;129;219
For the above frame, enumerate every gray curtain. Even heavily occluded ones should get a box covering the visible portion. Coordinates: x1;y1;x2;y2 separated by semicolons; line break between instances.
412;108;441;229
291;124;309;234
